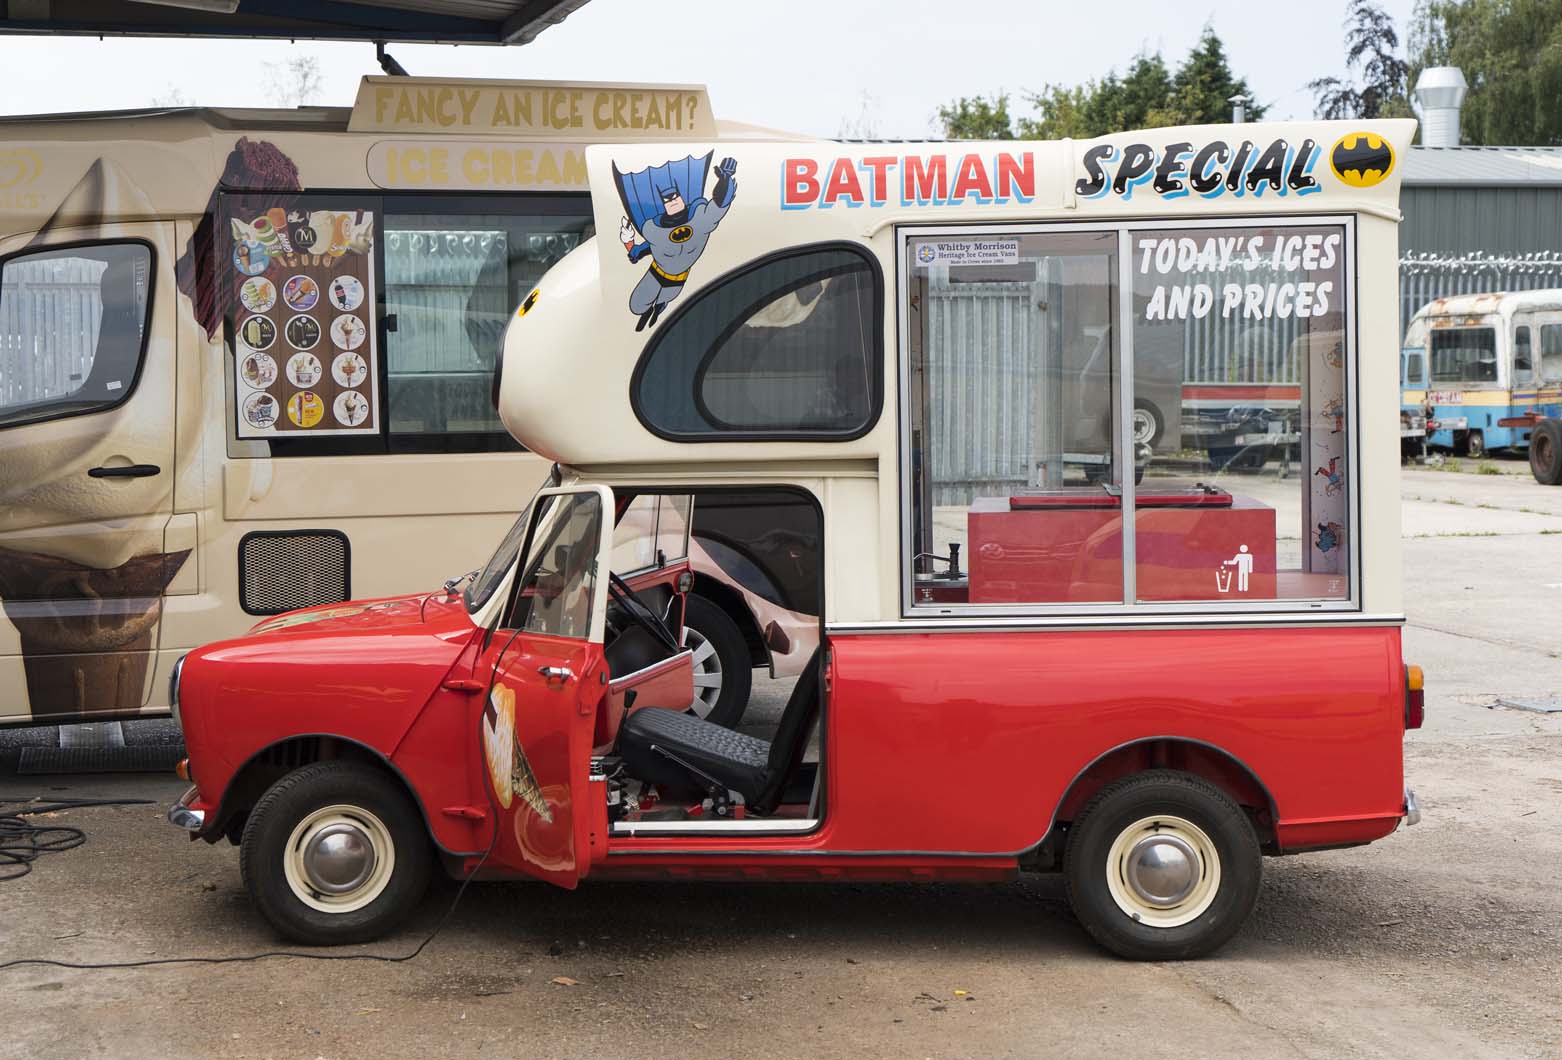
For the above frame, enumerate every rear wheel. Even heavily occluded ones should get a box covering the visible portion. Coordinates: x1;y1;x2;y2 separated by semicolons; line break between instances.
1063;771;1261;961
239;761;431;945
1462;430;1486;459
1530;419;1562;485
681;594;752;728
1131;400;1165;449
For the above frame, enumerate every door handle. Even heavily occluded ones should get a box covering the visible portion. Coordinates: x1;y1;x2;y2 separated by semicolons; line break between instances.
538;666;575;688
88;463;161;479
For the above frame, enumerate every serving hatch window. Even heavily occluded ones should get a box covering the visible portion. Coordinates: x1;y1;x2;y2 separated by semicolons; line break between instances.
1430;326;1498;384
903;221;1356;615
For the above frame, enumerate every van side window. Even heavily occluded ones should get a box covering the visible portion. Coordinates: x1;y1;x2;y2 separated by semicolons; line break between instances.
384;210;590;451
1514;326;1533;384
633;244;882;439
1541;324;1562;384
0;242;152;429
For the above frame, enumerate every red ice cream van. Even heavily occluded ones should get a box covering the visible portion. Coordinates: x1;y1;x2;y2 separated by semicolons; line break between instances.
169;120;1424;960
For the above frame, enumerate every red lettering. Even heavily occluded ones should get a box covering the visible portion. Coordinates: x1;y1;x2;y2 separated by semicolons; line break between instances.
860;156;896;204
996;152;1036;201
782;158;821;207
903;155;947;204
950;153;994;202
821;157;865;207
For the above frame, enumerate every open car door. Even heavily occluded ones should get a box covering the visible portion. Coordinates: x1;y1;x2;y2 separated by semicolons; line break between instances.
478;484;612;888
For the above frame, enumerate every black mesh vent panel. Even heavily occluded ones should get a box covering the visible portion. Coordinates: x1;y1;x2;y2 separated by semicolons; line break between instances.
239;531;350;615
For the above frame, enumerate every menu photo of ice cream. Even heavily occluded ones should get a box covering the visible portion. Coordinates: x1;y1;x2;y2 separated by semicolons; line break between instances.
224;195;379;438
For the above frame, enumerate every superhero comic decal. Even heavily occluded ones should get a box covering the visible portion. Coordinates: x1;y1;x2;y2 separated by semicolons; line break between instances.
612;151;737;331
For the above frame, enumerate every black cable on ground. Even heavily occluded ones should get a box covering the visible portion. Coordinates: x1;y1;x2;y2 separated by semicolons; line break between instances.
0;799;153;883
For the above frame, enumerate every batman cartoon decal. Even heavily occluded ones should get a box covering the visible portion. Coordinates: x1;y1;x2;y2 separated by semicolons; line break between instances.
613;152;737;330
1329;132;1394;188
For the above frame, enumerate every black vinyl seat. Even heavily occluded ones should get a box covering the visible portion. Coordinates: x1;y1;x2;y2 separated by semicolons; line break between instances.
616;649;821;816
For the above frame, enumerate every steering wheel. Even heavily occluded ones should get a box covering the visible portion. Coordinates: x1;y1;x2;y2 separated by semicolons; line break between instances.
608;572;681;654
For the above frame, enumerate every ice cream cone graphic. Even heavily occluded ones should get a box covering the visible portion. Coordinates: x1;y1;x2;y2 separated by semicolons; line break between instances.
0;547;189;717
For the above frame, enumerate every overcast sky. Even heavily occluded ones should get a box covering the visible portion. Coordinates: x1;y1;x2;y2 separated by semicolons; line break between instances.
0;0;1419;136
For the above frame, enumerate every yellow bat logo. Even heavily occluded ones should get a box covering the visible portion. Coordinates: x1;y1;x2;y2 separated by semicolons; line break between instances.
516;287;540;317
1330;133;1394;188
669;225;694;244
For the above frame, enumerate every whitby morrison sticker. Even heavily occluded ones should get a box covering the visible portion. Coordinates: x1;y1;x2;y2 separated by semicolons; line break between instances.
1075;130;1393;201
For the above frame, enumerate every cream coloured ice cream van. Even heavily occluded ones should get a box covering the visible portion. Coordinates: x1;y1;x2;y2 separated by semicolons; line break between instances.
0;76;807;728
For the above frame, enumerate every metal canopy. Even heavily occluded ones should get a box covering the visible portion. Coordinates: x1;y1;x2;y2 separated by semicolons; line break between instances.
0;0;592;45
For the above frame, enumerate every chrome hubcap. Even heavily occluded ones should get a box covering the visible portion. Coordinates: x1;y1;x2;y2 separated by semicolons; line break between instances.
682;625;723;718
1124;833;1198;908
1105;814;1221;929
283;804;396;914
302;822;376;895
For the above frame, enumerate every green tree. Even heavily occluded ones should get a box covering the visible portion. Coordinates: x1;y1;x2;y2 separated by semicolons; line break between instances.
1412;0;1562;145
936;26;1265;141
937;94;1016;140
1309;0;1413;120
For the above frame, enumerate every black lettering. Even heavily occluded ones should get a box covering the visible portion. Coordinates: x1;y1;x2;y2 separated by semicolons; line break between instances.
1152;142;1193;195
1225;141;1255;192
1189;141;1230;195
1245;139;1288;193
1287;138;1319;192
1113;143;1156;195
1075;144;1114;197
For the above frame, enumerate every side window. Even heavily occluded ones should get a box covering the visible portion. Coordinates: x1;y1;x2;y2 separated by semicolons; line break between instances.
905;231;1122;606
1541;324;1562;383
383;210;589;448
506;491;603;639
634;244;882;439
1514;326;1533;384
0;242;152;428
611;494;693;574
1431;327;1498;383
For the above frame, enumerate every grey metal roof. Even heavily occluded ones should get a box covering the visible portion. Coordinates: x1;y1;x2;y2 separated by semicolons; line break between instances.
0;0;591;45
1402;145;1562;187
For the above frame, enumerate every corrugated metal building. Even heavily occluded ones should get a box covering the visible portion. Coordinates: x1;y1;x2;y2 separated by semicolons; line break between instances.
1399;145;1562;335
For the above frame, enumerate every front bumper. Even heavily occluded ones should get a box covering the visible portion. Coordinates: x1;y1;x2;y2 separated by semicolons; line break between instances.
167;785;206;832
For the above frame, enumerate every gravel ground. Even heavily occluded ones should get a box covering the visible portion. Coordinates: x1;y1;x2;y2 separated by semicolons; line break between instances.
1;463;1559;1060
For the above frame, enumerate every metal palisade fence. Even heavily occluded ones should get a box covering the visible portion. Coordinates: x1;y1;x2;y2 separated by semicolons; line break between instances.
1398;252;1562;336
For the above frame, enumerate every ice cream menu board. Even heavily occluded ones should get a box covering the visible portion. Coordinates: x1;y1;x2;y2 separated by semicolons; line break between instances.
222;195;379;438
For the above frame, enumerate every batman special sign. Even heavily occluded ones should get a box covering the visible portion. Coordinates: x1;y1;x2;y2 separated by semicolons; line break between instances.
1330;133;1394;189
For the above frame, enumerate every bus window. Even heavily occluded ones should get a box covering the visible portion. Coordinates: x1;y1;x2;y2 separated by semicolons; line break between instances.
383;207;590;450
1541;324;1562;384
0;242;152;429
1403;350;1426;388
1514;326;1533;385
1430;326;1498;383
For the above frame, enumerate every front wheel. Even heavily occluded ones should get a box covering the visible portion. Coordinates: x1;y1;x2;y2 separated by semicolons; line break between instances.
239;761;432;945
1064;771;1261;960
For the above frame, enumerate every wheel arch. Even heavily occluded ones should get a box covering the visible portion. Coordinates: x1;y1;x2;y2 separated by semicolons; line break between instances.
208;733;463;855
1042;737;1280;856
687;571;767;668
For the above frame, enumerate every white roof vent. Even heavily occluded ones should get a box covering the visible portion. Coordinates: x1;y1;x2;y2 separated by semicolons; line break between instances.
1415;67;1468;148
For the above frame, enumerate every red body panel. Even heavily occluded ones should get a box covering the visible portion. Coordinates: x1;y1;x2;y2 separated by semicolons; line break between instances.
178;592;480;842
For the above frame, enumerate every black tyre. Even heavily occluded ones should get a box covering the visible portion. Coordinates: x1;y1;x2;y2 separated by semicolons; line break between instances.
681;594;752;728
1063;771;1261;961
1131;399;1165;449
1530;419;1562;485
1462;430;1486;459
239;761;432;945
1207;446;1268;474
